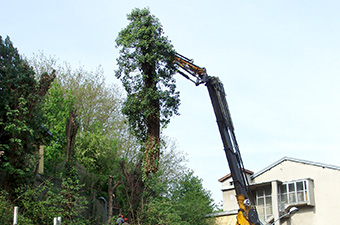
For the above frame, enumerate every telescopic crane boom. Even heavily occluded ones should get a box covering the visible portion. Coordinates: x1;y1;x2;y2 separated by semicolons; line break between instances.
174;53;260;225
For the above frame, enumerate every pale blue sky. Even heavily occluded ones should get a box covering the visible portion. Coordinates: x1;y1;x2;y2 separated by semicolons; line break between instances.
1;0;340;204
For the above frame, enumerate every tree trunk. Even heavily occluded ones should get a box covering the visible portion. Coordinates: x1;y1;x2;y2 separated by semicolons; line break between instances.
120;160;144;222
65;110;78;163
144;111;160;174
107;175;120;223
142;62;161;175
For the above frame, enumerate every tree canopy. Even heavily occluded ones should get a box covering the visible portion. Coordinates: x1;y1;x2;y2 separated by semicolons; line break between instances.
0;36;55;193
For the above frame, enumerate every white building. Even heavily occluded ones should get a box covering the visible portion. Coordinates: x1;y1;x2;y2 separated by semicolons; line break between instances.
215;157;340;225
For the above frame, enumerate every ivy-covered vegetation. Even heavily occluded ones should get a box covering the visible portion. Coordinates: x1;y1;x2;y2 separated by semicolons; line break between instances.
115;8;180;175
0;8;216;225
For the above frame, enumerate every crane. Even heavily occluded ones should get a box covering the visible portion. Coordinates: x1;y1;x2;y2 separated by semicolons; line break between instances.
174;53;260;225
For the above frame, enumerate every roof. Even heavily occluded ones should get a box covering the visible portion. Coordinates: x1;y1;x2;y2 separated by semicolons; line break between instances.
218;169;254;182
205;209;238;218
252;156;340;178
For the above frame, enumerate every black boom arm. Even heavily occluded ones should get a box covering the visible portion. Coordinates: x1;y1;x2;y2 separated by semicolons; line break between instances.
174;53;260;225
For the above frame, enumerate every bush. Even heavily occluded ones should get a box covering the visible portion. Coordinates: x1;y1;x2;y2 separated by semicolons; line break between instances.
0;190;13;224
142;197;186;225
15;177;88;225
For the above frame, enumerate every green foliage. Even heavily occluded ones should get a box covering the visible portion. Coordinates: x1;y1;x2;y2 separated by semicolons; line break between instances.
30;53;138;222
0;177;88;225
170;171;215;225
15;178;88;225
34;53;126;177
115;8;180;142
142;197;185;225
76;131;120;175
137;169;215;225
43;81;76;175
0;190;36;224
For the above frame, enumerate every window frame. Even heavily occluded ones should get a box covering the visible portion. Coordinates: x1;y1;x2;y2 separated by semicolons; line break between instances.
255;187;273;223
279;178;314;211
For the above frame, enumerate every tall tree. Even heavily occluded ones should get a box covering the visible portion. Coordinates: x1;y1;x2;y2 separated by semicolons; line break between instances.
0;36;55;193
115;8;180;175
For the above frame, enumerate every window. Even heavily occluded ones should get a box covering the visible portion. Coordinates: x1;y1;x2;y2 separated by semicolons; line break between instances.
256;188;272;223
279;179;314;210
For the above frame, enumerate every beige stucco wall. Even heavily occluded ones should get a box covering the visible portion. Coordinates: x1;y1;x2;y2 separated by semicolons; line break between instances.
253;160;340;225
221;176;238;211
214;214;237;225
222;188;238;211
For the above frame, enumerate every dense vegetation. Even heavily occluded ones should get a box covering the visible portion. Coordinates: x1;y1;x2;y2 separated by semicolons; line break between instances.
0;8;216;225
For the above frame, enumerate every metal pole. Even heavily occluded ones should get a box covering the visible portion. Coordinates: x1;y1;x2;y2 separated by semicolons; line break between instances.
54;217;58;225
13;206;18;225
57;216;62;225
98;196;108;224
270;207;299;225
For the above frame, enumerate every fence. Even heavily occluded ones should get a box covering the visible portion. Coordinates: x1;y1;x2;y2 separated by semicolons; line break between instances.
12;206;62;225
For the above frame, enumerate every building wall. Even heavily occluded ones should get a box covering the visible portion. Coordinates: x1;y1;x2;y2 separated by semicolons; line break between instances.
222;188;238;211
207;210;238;225
221;173;253;211
219;159;340;224
253;160;340;225
221;177;233;190
221;177;238;211
214;214;237;225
